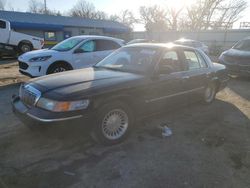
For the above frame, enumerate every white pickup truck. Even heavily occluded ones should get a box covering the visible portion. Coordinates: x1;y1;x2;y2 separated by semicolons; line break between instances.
0;19;44;56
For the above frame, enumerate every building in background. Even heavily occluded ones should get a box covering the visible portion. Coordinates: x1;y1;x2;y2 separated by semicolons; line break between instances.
0;11;130;47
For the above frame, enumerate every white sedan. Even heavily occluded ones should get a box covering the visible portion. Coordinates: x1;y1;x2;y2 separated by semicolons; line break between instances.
18;35;124;77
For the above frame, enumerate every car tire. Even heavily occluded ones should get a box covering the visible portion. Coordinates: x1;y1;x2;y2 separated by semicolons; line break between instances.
19;43;32;54
203;82;217;104
91;101;134;145
47;62;72;74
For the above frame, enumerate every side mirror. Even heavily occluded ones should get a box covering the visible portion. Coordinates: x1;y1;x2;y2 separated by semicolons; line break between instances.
74;48;84;54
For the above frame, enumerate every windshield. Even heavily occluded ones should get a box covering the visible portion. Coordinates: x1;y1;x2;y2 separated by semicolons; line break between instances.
51;37;84;51
233;39;250;51
95;47;158;73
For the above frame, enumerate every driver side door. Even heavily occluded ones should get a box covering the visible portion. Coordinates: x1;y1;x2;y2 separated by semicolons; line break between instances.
146;49;187;112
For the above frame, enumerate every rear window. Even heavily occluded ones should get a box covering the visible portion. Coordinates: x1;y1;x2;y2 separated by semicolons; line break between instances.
95;40;121;51
0;20;6;29
197;51;208;68
184;50;201;70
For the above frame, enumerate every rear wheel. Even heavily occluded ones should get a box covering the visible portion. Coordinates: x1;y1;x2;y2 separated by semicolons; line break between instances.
204;83;216;104
19;43;32;54
47;62;72;74
91;101;134;145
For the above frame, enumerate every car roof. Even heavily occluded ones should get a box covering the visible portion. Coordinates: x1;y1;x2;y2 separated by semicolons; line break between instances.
69;35;124;42
125;43;196;50
175;39;201;43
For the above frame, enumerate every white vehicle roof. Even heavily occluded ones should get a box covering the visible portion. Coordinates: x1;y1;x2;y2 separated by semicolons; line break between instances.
69;35;124;43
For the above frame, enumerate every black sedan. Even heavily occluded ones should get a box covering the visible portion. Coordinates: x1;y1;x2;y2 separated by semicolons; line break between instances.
12;43;228;145
219;38;250;76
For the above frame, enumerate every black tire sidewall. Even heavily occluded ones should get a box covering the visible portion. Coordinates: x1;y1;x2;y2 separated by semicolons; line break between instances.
92;101;134;145
19;43;32;53
47;63;70;74
204;83;216;104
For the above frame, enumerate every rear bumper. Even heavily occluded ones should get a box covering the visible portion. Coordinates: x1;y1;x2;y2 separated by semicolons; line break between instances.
12;96;93;127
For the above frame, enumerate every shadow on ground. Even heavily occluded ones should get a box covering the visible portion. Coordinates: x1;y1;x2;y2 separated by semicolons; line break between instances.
0;93;249;188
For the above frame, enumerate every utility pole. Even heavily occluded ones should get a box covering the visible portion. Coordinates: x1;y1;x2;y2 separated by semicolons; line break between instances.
44;0;47;14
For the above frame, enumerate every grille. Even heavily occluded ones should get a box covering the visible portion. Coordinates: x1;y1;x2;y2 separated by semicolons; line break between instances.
19;61;29;70
20;85;41;106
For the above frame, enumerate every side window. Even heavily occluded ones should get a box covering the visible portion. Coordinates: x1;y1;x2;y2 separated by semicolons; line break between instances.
184;50;201;70
96;40;121;51
0;20;6;29
197;51;208;68
159;50;182;73
80;40;96;52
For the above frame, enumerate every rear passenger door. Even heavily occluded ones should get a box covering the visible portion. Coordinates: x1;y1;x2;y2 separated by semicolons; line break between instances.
93;39;122;63
73;40;97;68
181;49;210;101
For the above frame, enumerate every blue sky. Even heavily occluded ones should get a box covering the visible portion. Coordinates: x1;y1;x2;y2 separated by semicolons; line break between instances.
2;0;250;30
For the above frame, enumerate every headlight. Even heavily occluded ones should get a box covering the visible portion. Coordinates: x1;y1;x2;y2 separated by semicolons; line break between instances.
29;55;52;62
37;98;90;112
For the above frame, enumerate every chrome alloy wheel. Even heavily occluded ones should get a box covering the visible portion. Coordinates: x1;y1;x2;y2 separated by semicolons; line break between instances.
53;67;67;73
101;109;129;140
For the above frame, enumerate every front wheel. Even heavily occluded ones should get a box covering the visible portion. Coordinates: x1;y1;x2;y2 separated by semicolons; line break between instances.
47;63;72;74
203;83;217;104
91;101;134;145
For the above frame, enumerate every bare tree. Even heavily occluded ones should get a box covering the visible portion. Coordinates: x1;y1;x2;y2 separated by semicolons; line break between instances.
94;11;108;20
69;0;96;18
28;0;44;14
139;5;169;32
215;0;247;29
0;0;6;10
110;10;138;29
166;7;184;30
28;0;62;15
184;0;247;30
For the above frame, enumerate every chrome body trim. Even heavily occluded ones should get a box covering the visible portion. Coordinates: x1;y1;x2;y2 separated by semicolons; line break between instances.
146;87;205;103
20;84;41;106
27;113;83;123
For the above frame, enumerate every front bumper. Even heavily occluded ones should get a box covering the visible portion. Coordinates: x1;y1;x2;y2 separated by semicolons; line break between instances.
18;60;50;77
219;60;250;76
12;96;93;127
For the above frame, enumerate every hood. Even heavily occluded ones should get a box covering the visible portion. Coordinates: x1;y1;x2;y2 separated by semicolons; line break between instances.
223;48;250;58
18;49;57;61
28;67;144;100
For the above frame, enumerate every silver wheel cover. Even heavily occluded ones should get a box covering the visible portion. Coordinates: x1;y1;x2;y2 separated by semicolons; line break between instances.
101;109;129;140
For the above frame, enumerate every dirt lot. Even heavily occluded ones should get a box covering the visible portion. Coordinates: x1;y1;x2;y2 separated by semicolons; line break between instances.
0;60;249;188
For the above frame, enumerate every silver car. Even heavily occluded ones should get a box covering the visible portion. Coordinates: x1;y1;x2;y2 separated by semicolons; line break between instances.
174;39;209;55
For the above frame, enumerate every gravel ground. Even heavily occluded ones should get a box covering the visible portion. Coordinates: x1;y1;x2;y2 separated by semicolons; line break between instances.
0;60;249;188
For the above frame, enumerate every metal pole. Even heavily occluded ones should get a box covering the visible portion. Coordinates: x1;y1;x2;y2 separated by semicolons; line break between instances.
44;0;47;14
